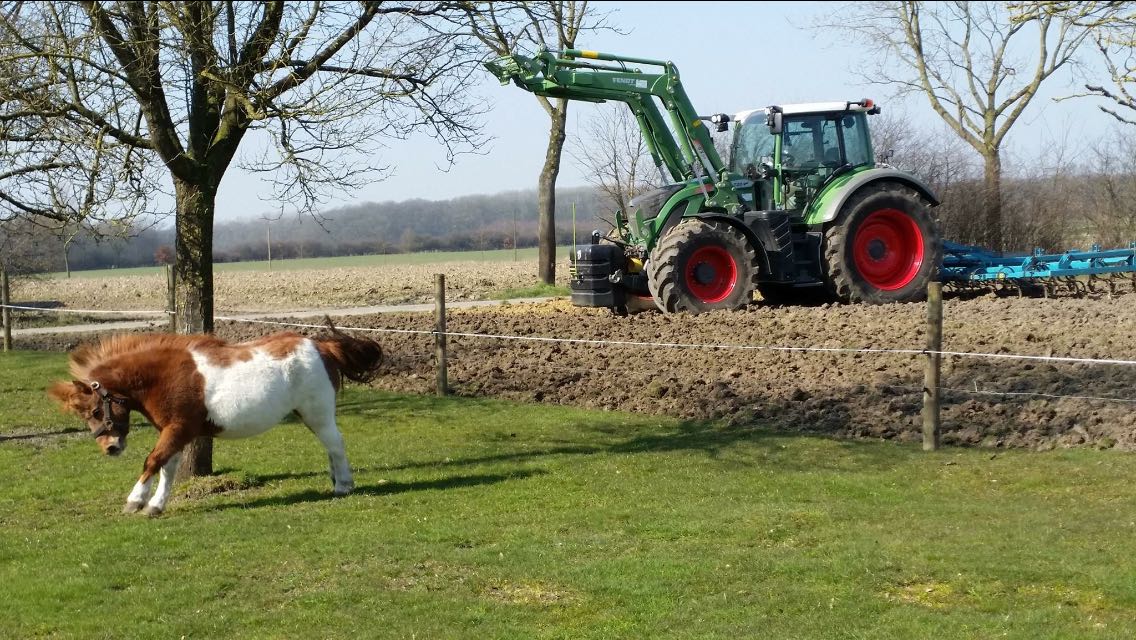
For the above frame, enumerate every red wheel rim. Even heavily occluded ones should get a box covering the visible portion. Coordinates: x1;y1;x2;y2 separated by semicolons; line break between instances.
852;209;925;291
685;246;738;303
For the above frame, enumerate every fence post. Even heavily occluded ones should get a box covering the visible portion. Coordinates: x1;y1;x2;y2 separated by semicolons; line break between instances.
922;281;943;451
434;273;448;396
1;268;11;352
166;264;177;333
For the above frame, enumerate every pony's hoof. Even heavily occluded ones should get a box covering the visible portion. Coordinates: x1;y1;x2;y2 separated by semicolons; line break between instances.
123;501;145;514
333;483;354;497
142;505;165;517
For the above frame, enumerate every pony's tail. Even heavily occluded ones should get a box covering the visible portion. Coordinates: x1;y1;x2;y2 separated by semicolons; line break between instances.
315;317;384;389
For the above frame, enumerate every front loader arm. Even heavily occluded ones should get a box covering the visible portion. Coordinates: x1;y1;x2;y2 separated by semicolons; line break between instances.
486;48;740;210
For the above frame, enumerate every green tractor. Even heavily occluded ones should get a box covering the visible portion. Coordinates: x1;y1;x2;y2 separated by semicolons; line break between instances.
486;48;942;313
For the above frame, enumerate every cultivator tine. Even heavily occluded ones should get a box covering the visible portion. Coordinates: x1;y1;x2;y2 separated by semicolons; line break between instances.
1087;274;1107;296
940;272;1136;300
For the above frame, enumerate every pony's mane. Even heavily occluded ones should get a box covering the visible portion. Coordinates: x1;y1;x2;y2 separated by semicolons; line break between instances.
69;333;224;380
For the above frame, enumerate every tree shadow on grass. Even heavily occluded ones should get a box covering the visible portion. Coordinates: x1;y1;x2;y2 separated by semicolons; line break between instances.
0;427;84;442
201;469;546;512
360;415;926;477
212;465;401;486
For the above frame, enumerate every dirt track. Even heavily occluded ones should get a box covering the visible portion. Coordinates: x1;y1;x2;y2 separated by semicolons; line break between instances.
15;289;1136;451
212;293;1135;451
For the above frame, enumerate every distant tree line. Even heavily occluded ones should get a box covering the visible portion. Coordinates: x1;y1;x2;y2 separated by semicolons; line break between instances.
5;186;612;273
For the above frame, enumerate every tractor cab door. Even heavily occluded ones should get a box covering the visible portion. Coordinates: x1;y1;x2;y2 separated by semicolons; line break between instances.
780;113;872;213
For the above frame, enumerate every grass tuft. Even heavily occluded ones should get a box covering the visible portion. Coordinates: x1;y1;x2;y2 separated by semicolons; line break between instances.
491;282;571;299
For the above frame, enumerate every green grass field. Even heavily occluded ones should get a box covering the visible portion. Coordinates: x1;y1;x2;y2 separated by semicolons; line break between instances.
53;245;578;279
2;351;1135;638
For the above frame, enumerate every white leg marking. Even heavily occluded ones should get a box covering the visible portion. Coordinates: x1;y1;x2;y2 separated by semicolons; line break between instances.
143;452;183;516
300;408;354;495
124;477;154;514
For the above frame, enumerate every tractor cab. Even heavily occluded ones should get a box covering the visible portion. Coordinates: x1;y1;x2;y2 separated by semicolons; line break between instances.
730;101;878;216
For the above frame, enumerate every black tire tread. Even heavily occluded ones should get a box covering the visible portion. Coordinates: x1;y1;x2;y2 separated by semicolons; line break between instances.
823;182;942;304
647;219;758;314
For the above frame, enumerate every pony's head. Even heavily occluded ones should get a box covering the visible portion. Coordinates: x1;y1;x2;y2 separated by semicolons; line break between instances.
47;380;132;456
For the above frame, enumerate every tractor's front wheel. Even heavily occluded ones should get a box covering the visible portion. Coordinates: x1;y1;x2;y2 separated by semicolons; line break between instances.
823;183;941;304
647;219;757;313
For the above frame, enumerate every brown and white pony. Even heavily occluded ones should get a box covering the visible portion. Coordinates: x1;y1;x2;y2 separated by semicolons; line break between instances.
48;322;383;516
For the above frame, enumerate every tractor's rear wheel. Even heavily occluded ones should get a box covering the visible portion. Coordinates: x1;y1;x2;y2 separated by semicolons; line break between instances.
647;219;757;313
823;183;941;304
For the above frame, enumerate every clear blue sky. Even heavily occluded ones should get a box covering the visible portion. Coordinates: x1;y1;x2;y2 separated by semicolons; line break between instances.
213;1;1116;221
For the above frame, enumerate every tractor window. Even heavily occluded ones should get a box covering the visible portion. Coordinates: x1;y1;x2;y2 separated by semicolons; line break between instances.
785;113;873;170
783;117;823;168
729;117;776;176
840;114;872;167
821;120;840;165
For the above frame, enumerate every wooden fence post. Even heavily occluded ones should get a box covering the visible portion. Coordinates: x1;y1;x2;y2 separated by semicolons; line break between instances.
435;273;448;396
166;264;177;333
1;268;11;352
922;281;943;451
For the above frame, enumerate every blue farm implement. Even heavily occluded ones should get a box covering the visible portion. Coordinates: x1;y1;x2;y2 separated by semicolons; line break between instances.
940;241;1136;297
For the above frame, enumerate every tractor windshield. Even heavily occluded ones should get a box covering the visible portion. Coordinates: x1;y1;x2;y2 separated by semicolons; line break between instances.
729;114;776;176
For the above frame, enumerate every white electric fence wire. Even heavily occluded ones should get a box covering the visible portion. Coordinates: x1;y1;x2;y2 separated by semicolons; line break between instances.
0;304;170;315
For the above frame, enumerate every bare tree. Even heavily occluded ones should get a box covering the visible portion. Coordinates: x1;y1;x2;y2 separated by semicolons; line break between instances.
569;107;664;230
1015;2;1135;125
1;1;486;477
0;19;154;268
818;1;1094;250
465;1;616;284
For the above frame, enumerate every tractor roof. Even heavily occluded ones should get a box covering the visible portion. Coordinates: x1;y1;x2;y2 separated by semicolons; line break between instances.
733;100;877;123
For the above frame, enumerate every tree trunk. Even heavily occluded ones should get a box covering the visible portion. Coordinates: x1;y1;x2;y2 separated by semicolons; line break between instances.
983;151;1003;252
537;101;569;285
172;176;217;479
2;268;11;352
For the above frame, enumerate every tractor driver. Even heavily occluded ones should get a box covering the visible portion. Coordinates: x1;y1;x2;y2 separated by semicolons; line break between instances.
782;118;824;210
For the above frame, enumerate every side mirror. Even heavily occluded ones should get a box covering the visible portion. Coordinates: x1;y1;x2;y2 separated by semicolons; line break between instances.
766;107;783;134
